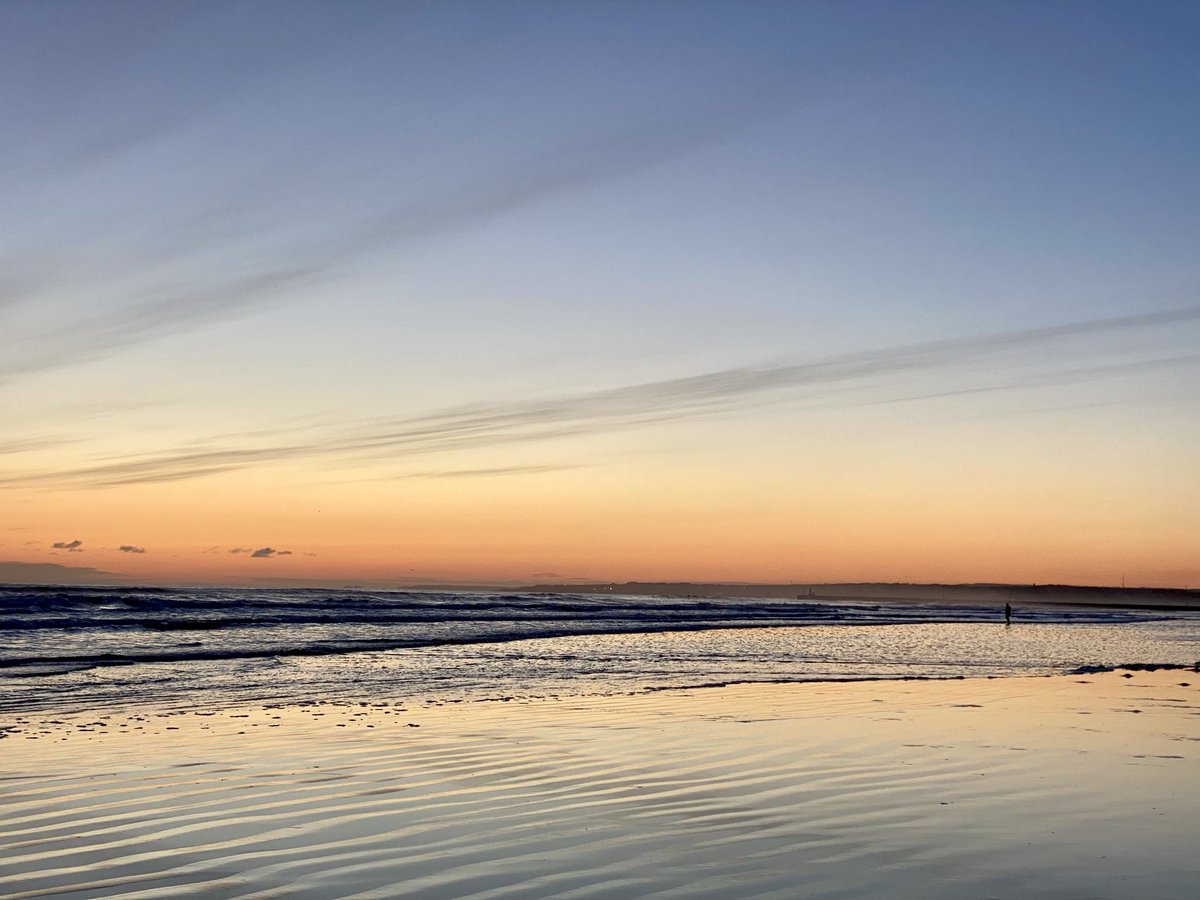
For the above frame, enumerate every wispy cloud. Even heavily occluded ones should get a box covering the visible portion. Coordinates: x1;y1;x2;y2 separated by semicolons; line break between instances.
308;95;784;272
51;539;83;552
1;267;318;383
118;544;146;554
857;351;1200;409
0;95;780;385
400;464;584;480
0;436;78;456
3;307;1197;490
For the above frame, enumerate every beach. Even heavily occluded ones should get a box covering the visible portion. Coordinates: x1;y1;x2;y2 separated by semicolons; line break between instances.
3;668;1196;898
5;4;1199;897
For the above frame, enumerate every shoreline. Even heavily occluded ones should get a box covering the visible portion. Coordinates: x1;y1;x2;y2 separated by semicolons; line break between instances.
3;669;1197;898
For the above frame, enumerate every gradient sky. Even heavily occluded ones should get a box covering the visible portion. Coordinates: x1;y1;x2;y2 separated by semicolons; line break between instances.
2;1;1198;588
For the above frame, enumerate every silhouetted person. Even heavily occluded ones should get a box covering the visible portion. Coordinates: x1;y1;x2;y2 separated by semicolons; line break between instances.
1004;602;1012;625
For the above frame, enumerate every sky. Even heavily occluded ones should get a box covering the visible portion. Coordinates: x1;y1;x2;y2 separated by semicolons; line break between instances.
2;1;1198;589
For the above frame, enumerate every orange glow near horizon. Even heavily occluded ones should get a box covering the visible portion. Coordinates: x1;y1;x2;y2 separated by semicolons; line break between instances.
4;433;1196;588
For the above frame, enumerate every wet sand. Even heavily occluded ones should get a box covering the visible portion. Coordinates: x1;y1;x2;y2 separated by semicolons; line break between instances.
2;670;1197;898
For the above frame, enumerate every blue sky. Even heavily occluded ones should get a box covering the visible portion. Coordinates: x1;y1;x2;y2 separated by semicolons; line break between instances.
2;1;1198;586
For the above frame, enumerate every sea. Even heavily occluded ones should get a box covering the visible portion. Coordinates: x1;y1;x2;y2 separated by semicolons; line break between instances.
2;584;1197;715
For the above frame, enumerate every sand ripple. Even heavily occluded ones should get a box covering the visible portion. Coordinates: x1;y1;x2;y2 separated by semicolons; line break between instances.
2;673;1196;898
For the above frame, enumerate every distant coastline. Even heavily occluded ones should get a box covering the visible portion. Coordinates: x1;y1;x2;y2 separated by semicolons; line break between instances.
515;581;1200;611
3;570;1199;610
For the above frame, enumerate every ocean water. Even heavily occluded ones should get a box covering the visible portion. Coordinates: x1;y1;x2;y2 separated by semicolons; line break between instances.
1;584;1197;714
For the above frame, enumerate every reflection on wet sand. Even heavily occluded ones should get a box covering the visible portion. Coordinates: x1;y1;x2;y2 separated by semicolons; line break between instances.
2;669;1196;898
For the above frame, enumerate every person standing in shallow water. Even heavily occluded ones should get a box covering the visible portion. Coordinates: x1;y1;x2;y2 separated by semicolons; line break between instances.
1004;602;1012;625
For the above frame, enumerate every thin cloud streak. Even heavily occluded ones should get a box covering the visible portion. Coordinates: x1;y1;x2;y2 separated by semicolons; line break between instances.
314;96;787;270
0;436;77;456
0;267;319;383
856;352;1200;409
399;464;585;480
0;96;782;385
3;307;1196;490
